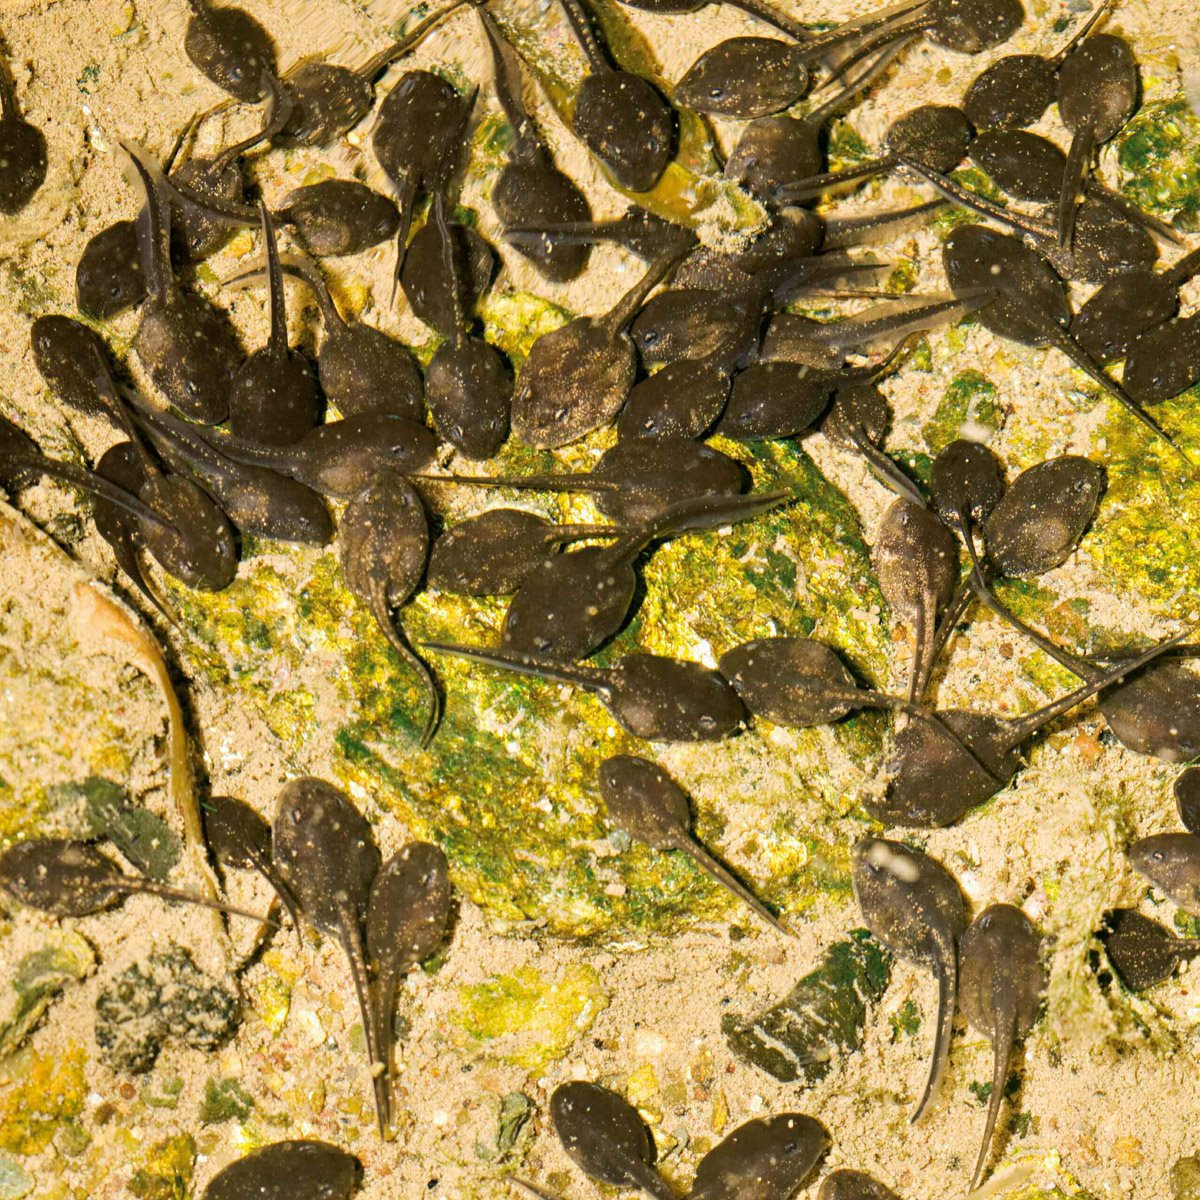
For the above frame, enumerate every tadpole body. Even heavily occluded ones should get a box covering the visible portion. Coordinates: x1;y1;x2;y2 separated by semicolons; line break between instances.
599;753;788;933
688;1113;830;1200
1100;907;1200;991
0;38;47;214
200;1139;359;1200
852;837;966;1121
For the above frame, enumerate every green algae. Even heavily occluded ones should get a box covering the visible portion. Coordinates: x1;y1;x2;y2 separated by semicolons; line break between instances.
452;963;607;1069
0;1046;87;1155
922;369;1004;455
200;1077;255;1125
173;437;888;936
128;1135;195;1200
723;930;891;1083
1116;96;1200;221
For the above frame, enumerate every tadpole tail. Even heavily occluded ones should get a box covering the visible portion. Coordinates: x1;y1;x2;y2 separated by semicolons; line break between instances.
370;971;400;1142
391;178;419;303
422;640;607;691
1050;0;1116;65
120;139;173;305
369;580;442;747
774;157;890;203
359;0;472;81
790;0;927;61
410;470;622;494
1049;331;1194;471
27;458;180;536
824;199;946;248
898;158;1054;241
728;0;808;39
912;934;957;1123
922;575;973;699
679;838;791;936
126;878;276;924
509;1181;564;1200
1002;628;1192;749
850;428;928;510
503;219;626;249
262;863;305;935
1092;183;1183;247
340;913;390;1138
1057;127;1094;251
972;1008;1017;1191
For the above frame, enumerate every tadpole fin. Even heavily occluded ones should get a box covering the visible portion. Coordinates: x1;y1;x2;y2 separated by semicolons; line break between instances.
972;1005;1017;1191
677;838;791;936
368;573;442;747
1057;127;1095;251
912;928;957;1122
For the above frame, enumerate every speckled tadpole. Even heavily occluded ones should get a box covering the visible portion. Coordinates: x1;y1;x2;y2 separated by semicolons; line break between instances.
200;1139;359;1200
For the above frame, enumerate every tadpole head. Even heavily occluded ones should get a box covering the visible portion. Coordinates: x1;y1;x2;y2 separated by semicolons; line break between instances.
550;1081;657;1189
1100;907;1193;991
690;1113;830;1200
1177;767;1200;836
923;0;1025;53
818;1171;902;1200
199;1139;360;1200
183;3;278;101
929;438;1005;527
571;72;675;193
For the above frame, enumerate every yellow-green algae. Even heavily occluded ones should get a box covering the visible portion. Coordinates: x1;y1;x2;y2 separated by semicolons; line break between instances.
128;1134;196;1200
0;1045;87;1155
922;370;1004;455
1116;95;1200;221
172;438;889;936
452;963;607;1069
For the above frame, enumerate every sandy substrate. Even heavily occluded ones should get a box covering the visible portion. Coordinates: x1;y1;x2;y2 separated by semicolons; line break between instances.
2;0;1200;1198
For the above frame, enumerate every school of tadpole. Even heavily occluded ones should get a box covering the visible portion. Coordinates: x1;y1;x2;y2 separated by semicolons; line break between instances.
1;0;1200;1194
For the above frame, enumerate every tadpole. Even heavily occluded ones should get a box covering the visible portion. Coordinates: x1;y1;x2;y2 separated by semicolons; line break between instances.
182;0;277;101
875;632;1188;826
122;141;242;425
424;192;511;459
852;836;966;1121
818;1172;902;1200
688;1113;830;1200
479;6;592;282
958;903;1046;1190
276;180;399;257
1121;311;1200;406
503;205;696;266
277;2;467;147
1128;831;1200;916
617;358;731;441
427;508;619;595
202;794;302;931
200;1139;359;1200
676;36;810;119
550;1081;674;1200
339;473;439;745
1177;767;1200;835
872;498;959;699
228;201;321;445
271;779;384;1131
0;36;46;215
962;0;1113;129
1101;907;1200;992
0;838;269;922
599;753;788;933
554;0;674;192
366;842;452;1136
500;490;785;661
510;247;687;448
423;642;747;741
1055;32;1138;250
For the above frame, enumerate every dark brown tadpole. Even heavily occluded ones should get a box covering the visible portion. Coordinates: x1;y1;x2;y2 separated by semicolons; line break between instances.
76;219;146;319
235;252;423;421
1177;767;1200;835
615;0;807;37
872;498;959;700
676;36;809;119
427;508;620;596
126;391;334;546
1122;311;1200;406
271;779;384;1132
372;70;471;282
31;314;116;417
1071;244;1200;363
277;2;468;148
875;632;1190;827
1128;832;1200;915
959;903;1046;1190
550;1081;674;1200
942;224;1187;462
424;642;747;741
503;205;696;266
852;836;966;1122
277;180;399;257
339;473;439;745
818;1171;902;1200
200;1139;359;1200
0;838;269;922
1055;33;1138;250
1100;907;1200;991
718;635;945;728
479;7;592;282
500;491;786;661
774;104;974;203
366;842;452;1134
0;34;46;215
202;794;302;931
122;140;242;425
962;0;1113;129
618;358;730;441
928;438;1005;531
554;0;674;192
424;192;511;459
200;410;436;498
228;201;321;445
182;0;277;100
511;247;686;448
399;210;494;341
688;1113;830;1200
599;753;788;933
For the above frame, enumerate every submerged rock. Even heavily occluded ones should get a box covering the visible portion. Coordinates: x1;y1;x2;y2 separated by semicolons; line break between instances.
723;930;890;1083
